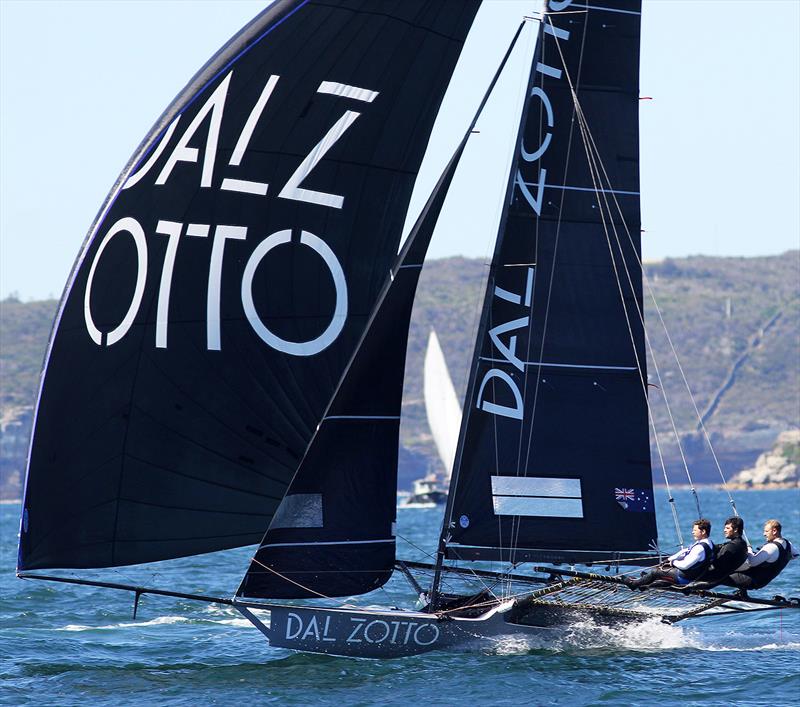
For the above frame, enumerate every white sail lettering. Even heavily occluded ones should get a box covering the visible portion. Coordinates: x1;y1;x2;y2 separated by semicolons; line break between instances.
525;267;534;307
156;72;232;187
544;22;570;41
536;62;562;80
520;87;554;163
278;110;361;209
154;220;184;349
317;81;379;103
84;217;148;346
515;167;547;215
207;225;248;351
242;230;348;356
124;117;180;189
220;74;281;196
488;317;529;372
476;369;524;420
285;613;303;640
186;223;210;238
230;74;280;167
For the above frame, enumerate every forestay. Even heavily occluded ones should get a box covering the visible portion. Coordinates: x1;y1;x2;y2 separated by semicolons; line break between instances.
18;0;482;571
441;0;657;567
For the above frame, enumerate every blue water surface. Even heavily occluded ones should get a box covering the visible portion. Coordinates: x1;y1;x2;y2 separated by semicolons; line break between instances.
1;488;798;706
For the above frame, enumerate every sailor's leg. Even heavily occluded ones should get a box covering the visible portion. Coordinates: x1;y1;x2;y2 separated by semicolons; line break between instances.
718;572;753;589
624;567;675;589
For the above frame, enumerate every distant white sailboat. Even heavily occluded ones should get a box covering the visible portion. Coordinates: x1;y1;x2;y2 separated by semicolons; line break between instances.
403;330;462;507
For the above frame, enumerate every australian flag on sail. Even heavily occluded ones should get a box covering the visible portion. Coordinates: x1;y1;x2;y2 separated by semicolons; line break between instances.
615;488;652;513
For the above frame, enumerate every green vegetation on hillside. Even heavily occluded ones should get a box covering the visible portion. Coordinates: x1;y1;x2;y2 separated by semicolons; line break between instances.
0;297;58;408
0;252;798;498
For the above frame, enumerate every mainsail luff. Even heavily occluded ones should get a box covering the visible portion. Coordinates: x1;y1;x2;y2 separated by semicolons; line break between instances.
18;0;482;571
434;0;655;591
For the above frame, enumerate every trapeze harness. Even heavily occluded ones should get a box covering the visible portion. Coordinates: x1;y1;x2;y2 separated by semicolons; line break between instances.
745;539;793;589
673;537;715;583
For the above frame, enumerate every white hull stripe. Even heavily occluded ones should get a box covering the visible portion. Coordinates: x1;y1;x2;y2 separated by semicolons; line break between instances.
480;357;637;371
491;476;583;519
259;539;395;549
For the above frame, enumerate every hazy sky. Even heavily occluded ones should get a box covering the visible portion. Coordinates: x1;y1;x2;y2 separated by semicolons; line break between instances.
1;0;798;301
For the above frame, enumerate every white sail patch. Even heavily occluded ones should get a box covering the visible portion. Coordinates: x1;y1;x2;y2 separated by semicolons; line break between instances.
490;476;583;518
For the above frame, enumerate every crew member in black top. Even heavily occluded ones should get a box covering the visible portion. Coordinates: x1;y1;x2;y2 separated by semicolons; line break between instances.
716;519;798;595
683;516;748;591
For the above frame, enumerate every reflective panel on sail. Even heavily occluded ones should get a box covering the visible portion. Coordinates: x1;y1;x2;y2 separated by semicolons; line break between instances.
19;0;482;571
444;0;657;565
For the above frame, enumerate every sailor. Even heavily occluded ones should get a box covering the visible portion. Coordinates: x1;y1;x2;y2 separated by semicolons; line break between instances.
624;519;714;589
682;516;748;590
712;519;798;595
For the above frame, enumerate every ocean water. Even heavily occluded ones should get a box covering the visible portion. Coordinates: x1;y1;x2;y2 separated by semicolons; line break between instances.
2;488;798;706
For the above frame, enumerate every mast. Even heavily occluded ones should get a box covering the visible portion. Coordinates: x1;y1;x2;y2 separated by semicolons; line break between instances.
430;11;541;610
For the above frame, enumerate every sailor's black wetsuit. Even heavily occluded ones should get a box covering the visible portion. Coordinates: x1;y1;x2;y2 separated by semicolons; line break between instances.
696;535;748;585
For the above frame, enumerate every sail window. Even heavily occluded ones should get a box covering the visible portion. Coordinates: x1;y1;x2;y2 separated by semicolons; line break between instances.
490;476;583;518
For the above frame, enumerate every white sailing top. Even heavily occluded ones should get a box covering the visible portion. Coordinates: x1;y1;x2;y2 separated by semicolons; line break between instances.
736;538;798;571
669;539;713;571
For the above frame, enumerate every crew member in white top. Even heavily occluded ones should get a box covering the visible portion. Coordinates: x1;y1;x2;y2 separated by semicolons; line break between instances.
625;519;714;589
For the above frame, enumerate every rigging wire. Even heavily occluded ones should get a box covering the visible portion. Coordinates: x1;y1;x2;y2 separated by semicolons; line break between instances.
563;65;745;523
568;93;703;520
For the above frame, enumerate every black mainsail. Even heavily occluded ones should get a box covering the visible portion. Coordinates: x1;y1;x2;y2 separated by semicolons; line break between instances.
437;0;657;573
18;0;482;571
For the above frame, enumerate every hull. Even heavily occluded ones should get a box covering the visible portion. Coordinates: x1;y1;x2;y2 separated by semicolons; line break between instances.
402;490;447;507
237;600;549;658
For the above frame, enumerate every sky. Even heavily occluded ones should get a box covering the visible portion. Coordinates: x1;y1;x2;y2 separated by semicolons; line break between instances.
0;0;798;301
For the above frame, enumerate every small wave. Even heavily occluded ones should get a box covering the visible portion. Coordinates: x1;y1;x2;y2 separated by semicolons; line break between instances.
58;615;190;631
564;616;702;651
700;641;800;652
210;618;254;628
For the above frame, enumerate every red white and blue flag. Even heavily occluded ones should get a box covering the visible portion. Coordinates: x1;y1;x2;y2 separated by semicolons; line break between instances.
615;487;652;512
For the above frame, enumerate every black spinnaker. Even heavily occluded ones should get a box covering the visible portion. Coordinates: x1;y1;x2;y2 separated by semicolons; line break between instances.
19;0;482;571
